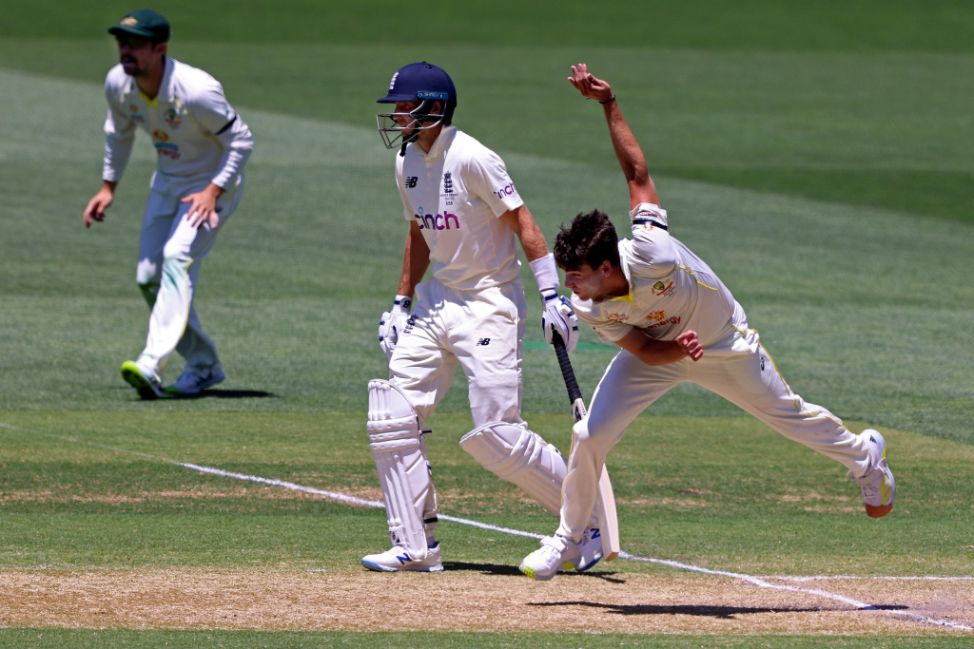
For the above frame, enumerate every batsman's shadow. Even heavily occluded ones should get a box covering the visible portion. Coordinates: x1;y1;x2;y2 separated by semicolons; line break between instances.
444;561;626;583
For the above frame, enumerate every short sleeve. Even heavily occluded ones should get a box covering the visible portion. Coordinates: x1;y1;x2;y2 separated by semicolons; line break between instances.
464;147;524;217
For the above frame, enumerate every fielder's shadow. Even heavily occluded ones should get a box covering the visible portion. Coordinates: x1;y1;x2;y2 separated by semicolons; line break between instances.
165;388;276;400
529;601;909;620
444;561;626;583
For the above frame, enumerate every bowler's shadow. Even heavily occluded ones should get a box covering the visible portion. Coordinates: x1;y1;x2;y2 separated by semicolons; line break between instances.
530;600;909;619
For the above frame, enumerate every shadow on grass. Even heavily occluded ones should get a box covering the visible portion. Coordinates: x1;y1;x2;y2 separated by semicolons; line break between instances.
528;600;898;619
444;561;626;583
166;389;277;400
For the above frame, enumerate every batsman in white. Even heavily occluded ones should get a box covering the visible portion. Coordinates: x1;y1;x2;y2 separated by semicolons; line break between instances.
82;9;254;399
519;64;896;581
363;61;602;573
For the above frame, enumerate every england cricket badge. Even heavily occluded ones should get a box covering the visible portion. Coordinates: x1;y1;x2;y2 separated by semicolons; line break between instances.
441;172;455;206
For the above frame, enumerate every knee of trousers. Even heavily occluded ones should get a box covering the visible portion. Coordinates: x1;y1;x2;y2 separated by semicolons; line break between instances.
571;418;619;463
459;421;565;515
161;250;193;275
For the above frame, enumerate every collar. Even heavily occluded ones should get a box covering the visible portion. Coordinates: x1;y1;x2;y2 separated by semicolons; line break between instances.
423;125;457;160
609;239;634;303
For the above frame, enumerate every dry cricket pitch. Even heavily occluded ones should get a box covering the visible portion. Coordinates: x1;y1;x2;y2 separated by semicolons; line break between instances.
2;568;972;636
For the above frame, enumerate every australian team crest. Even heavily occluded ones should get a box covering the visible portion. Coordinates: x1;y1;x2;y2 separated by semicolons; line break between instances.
163;106;183;128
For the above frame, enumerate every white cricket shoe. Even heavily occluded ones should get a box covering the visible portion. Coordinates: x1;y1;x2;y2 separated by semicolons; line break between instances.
165;364;225;396
572;527;604;572
120;360;162;400
519;534;582;581
856;429;895;518
361;542;444;573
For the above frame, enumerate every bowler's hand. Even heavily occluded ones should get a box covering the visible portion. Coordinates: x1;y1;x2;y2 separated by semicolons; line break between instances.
182;184;224;229
83;186;115;228
568;63;614;103
677;330;704;361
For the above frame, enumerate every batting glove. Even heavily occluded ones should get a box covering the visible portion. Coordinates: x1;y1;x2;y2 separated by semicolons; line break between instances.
378;295;412;360
541;289;580;354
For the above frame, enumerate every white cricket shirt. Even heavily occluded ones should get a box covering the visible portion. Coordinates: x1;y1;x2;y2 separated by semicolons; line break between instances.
102;57;254;196
573;203;747;346
395;126;524;291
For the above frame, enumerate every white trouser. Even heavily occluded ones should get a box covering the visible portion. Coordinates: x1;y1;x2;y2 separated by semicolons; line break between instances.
389;279;527;428
385;279;526;531
134;185;241;376
557;325;870;541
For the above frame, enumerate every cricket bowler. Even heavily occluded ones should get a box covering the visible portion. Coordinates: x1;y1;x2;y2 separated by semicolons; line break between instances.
519;64;895;581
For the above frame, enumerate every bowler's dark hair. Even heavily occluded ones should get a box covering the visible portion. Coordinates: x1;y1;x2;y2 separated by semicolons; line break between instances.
554;210;620;271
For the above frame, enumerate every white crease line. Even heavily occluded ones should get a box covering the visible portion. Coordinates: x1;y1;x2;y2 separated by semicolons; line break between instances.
179;461;972;633
762;575;974;582
620;553;972;632
1;424;970;633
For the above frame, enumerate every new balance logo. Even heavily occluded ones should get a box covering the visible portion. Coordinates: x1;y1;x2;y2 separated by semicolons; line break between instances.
476;338;491;346
396;553;411;565
405;176;418;188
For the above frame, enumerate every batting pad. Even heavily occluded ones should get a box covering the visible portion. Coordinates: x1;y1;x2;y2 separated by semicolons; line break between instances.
459;422;566;515
367;379;435;561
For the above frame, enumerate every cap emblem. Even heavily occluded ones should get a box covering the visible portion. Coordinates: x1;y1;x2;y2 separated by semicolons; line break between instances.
121;16;138;26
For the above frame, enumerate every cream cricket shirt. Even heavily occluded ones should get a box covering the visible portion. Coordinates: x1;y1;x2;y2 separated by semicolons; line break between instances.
395;126;524;291
102;57;254;197
573;203;747;347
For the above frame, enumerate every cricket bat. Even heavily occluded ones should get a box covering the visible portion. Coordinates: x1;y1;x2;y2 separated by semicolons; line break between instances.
551;334;620;561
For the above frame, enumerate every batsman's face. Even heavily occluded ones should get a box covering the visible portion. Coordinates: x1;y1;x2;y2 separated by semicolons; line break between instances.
563;262;611;302
392;101;421;137
115;36;165;77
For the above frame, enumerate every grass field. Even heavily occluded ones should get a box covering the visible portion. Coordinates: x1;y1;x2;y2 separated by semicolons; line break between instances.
1;1;972;646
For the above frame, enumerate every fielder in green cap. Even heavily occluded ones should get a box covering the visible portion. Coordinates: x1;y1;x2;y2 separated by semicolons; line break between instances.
84;9;255;399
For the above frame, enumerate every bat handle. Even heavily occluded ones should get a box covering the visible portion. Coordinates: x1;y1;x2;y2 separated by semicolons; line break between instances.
552;332;583;404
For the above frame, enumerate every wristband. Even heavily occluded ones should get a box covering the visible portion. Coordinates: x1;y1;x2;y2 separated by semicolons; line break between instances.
599;96;616;105
529;253;559;292
393;294;412;310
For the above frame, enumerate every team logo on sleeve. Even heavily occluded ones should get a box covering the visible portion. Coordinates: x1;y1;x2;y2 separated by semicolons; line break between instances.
493;181;517;200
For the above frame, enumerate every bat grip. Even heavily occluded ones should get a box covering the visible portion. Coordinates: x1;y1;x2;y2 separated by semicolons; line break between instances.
552;333;583;403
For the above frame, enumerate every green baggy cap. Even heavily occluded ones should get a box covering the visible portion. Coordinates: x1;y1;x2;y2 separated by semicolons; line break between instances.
108;9;171;42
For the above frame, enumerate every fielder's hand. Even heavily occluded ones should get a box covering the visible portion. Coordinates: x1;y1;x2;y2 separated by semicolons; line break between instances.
541;289;580;354
568;63;614;104
378;295;412;360
181;183;224;229
83;183;116;228
676;330;704;361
